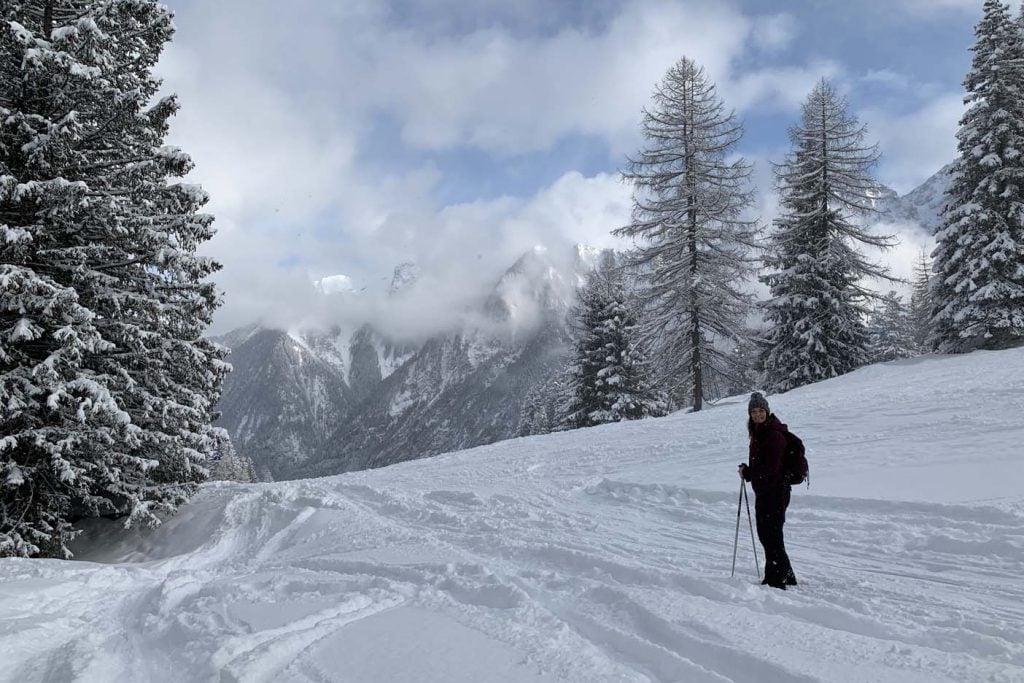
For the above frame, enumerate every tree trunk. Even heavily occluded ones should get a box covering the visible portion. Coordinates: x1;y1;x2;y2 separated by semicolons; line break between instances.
691;315;703;411
43;1;54;38
685;79;702;412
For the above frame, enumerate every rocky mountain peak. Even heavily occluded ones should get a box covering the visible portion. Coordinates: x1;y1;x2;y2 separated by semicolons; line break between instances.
483;244;590;325
874;164;953;235
389;262;420;295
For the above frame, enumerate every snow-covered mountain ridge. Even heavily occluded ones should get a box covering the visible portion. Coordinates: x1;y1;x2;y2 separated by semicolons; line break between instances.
874;164;952;234
5;347;1022;682
215;244;595;479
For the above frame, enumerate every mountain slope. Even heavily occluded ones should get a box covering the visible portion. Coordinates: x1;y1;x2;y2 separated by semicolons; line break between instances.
212;328;352;479
215;245;590;479
6;347;1020;682
876;164;952;234
305;315;571;476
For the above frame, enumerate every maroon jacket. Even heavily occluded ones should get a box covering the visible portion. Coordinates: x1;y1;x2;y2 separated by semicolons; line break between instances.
744;414;789;491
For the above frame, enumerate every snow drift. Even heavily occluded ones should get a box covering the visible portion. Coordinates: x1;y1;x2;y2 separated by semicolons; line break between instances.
1;349;1022;682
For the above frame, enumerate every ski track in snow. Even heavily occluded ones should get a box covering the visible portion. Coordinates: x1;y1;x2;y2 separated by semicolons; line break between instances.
2;350;1024;682
3;480;1022;682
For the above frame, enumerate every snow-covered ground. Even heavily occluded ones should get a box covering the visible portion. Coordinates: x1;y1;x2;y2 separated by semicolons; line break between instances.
2;349;1023;682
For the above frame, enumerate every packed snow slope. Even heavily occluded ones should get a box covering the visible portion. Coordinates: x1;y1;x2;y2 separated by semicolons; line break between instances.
2;349;1023;683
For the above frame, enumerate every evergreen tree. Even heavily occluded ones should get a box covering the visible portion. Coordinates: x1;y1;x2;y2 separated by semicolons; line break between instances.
761;79;897;392
518;373;567;437
517;395;545;437
564;254;665;429
866;291;915;362
518;382;550;436
908;247;935;352
0;1;227;557
210;437;257;483
544;365;575;432
932;0;1024;352
721;331;762;399
614;57;761;412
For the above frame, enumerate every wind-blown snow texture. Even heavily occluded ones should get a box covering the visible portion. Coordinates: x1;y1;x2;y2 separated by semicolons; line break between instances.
2;349;1023;682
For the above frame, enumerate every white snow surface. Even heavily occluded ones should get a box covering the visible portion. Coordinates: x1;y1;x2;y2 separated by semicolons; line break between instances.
372;333;413;381
3;349;1024;682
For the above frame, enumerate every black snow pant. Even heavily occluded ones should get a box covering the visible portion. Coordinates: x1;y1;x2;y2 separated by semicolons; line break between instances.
754;484;796;588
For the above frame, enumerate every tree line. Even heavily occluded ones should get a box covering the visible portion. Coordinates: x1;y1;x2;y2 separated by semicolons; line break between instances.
537;0;1024;433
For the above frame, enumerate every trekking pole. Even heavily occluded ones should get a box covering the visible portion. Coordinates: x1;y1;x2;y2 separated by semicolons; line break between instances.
743;481;761;581
731;478;743;577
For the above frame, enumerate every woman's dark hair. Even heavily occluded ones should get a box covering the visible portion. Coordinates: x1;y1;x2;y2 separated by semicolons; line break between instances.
747;413;771;442
747;392;772;442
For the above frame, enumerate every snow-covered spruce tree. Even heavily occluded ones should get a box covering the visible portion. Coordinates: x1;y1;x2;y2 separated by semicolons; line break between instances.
0;1;228;557
520;364;575;436
518;380;557;437
931;0;1024;352
721;330;762;398
564;254;665;429
517;396;545;437
866;291;915;363
210;437;257;483
614;57;761;411
908;248;935;351
761;79;897;392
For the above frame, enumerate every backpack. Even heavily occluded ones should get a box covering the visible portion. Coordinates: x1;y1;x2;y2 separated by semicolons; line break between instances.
782;431;809;486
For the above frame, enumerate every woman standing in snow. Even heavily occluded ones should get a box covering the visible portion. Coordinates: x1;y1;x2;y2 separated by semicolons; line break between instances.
738;392;798;589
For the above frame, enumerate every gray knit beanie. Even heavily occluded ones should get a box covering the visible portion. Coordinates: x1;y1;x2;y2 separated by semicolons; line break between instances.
748;392;770;414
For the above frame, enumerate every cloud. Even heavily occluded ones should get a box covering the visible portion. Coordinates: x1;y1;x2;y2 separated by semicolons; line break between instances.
864;221;934;302
315;275;356;295
157;0;963;338
724;61;844;113
364;1;757;157
863;92;964;193
890;0;1022;14
750;14;799;52
158;0;820;336
860;69;913;90
199;167;632;336
263;172;632;341
363;6;811;159
359;171;632;328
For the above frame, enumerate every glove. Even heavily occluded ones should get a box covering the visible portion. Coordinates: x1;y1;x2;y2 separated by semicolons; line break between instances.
737;463;749;481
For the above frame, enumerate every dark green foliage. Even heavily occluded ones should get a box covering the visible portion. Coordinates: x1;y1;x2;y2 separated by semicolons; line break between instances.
866;291;915;363
0;1;227;557
762;80;896;392
932;0;1024;352
565;254;666;428
908;249;934;352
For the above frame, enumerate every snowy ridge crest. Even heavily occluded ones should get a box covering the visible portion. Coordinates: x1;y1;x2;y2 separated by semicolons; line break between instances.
874;164;953;234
